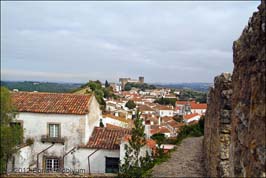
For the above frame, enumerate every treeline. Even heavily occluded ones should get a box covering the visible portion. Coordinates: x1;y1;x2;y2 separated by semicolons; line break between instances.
154;97;177;107
0;81;81;93
179;89;207;103
74;80;117;110
124;82;156;91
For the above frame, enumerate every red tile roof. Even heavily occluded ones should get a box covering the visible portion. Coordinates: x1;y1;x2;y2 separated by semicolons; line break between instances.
176;100;196;105
167;120;184;129
106;123;124;129
150;126;171;135
190;103;207;109
138;105;155;112
176;100;207;109
87;127;131;149
184;113;200;120
155;105;173;110
161;116;173;123
11;92;91;115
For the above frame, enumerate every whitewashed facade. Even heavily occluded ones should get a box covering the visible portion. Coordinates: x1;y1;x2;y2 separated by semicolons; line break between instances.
7;94;106;174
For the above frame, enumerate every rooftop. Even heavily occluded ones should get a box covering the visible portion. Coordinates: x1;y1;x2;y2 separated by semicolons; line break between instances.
184;113;200;120
86;127;131;150
138;104;155;112
11;92;91;115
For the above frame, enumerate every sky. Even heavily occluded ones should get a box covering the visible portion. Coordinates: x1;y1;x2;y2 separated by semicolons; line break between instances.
1;1;260;83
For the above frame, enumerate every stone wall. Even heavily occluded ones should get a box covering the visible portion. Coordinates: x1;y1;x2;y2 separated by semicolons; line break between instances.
204;73;232;177
230;1;266;177
204;1;266;177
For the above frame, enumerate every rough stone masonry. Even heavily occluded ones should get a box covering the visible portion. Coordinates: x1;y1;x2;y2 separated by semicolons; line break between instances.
204;73;232;177
204;1;266;177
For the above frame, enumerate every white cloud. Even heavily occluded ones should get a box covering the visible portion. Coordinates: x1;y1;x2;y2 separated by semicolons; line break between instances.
1;1;260;83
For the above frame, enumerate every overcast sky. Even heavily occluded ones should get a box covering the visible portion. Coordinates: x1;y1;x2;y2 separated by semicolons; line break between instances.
1;1;260;83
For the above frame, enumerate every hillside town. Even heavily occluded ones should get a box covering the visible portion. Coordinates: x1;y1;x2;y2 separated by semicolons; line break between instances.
3;76;207;175
2;1;264;177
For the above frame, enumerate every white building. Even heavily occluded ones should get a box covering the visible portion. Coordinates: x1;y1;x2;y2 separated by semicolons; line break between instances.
8;92;102;173
155;105;174;117
101;114;133;129
8;91;152;174
183;113;201;124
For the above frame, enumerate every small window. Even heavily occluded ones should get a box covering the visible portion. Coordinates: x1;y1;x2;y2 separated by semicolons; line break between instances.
45;158;59;172
105;157;119;173
10;122;22;127
48;124;60;138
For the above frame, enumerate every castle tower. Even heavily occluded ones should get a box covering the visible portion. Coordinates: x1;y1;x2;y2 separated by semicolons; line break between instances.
119;78;130;90
139;76;144;83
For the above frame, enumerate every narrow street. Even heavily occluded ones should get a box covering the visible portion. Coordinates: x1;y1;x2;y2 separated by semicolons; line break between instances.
152;136;205;177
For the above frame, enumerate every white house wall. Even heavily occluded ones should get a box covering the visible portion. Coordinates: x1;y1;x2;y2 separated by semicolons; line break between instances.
86;95;102;143
8;95;102;173
101;117;128;128
158;110;174;117
64;149;119;173
191;109;206;115
8;113;87;171
185;115;201;124
7;146;32;172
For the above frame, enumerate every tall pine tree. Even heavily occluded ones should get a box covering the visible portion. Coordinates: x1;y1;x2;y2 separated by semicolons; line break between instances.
119;111;153;177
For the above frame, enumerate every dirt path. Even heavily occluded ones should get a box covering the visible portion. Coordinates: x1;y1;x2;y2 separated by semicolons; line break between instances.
152;136;205;177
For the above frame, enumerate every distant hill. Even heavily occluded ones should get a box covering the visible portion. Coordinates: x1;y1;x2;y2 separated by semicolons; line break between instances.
0;81;82;93
154;83;213;92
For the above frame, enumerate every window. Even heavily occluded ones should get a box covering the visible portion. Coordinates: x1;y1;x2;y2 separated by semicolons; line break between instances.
105;157;119;173
10;122;22;127
45;158;59;172
48;124;60;138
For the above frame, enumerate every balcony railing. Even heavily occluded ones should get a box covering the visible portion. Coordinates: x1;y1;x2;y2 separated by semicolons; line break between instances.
41;135;65;144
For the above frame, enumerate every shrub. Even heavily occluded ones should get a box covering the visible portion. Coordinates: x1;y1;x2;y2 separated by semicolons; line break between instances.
125;100;136;109
175;119;204;144
26;138;34;145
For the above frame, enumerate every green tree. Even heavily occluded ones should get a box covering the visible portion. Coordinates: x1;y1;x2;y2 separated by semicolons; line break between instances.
125;100;136;109
0;87;23;173
151;133;166;158
119;111;153;177
151;133;165;148
154;97;177;107
124;83;132;91
173;115;183;123
99;119;104;128
105;80;110;88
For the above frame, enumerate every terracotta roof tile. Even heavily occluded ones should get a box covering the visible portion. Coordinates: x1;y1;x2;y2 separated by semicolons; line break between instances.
176;101;196;105
161;116;173;123
11;92;91;115
87;127;131;149
184;113;200;120
150;126;171;135
138;105;155;112
190;103;207;109
154;105;173;110
106;123;124;129
167;120;184;128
